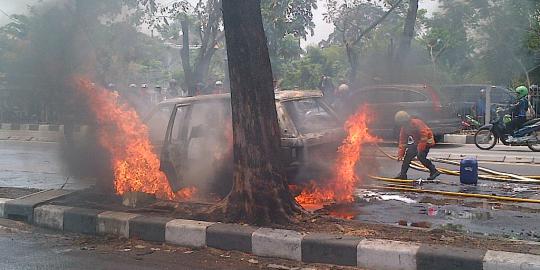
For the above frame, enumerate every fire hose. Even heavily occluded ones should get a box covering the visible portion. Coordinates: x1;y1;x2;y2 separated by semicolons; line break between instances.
365;146;540;203
366;181;540;204
375;146;540;183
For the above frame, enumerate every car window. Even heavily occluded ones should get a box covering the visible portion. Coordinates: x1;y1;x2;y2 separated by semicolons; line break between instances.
361;88;427;103
402;90;427;102
284;98;340;134
146;104;173;143
360;89;402;103
185;100;232;161
170;106;189;143
440;86;460;101
491;88;514;103
461;86;480;101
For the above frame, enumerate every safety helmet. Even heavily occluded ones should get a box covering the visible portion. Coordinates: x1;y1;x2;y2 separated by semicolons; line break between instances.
337;84;349;93
515;86;528;98
215;80;223;86
394;111;411;126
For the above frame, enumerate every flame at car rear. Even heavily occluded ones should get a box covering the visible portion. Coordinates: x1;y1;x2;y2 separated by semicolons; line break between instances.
294;106;380;207
73;76;195;201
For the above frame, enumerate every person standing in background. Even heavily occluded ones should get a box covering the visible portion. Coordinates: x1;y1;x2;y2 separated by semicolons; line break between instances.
318;75;335;103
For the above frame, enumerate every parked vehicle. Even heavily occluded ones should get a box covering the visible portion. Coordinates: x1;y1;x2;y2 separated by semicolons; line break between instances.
440;84;516;122
474;106;540;152
342;84;461;140
144;90;344;194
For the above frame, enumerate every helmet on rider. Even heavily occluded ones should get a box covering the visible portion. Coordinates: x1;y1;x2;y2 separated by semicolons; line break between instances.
515;86;528;99
394;111;411;126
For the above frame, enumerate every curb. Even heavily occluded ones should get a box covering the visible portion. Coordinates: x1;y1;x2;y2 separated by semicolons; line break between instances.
2;193;540;270
0;123;89;142
444;134;475;144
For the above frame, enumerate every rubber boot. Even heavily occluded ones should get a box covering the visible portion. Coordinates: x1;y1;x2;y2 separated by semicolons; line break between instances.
427;170;441;180
394;173;408;180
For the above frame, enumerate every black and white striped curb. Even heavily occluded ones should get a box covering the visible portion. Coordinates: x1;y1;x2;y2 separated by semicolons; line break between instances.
1;194;539;270
0;123;89;142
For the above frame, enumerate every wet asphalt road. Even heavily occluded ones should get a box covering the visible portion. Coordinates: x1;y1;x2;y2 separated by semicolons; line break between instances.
364;144;540;241
1;140;540;242
0;141;94;190
0;140;537;191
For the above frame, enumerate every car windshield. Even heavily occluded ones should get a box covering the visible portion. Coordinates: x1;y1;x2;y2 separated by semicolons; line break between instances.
145;104;173;144
284;98;339;134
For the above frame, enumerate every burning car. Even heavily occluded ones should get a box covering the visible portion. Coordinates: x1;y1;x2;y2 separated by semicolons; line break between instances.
145;90;344;195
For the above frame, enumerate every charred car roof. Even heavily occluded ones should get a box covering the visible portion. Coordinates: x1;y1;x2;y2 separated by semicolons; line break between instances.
158;90;323;106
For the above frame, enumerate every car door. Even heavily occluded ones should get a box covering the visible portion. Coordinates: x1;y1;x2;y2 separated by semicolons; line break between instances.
143;103;174;155
359;88;407;137
160;104;191;191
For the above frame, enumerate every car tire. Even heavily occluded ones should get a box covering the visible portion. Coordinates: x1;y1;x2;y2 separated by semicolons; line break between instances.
474;127;497;150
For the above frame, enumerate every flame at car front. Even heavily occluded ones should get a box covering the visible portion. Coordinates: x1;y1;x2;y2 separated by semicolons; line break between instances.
293;106;380;208
72;76;196;201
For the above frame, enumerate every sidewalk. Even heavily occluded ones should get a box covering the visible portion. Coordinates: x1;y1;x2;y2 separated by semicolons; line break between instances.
1;188;539;270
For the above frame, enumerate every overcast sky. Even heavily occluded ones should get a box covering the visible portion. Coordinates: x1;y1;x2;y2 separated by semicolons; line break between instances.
0;0;440;45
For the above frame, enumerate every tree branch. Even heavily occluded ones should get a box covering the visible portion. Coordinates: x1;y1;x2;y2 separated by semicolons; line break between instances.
351;0;404;46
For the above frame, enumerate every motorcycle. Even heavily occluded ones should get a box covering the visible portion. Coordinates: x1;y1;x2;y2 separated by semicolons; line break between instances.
474;107;540;151
458;114;481;130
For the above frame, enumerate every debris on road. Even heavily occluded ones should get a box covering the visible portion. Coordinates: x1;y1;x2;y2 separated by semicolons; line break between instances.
122;191;156;208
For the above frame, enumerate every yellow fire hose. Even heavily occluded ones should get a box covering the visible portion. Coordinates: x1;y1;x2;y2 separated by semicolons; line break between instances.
366;146;540;203
367;182;540;204
375;146;540;183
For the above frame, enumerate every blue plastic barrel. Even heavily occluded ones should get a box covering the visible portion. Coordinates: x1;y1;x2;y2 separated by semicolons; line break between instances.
460;157;478;185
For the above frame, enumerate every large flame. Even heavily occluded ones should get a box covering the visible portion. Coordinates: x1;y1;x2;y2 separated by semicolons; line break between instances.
73;77;195;200
294;106;380;206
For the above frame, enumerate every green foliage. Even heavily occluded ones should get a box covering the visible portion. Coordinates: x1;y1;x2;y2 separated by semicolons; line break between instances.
141;0;317;82
475;0;540;85
280;45;347;89
0;1;170;122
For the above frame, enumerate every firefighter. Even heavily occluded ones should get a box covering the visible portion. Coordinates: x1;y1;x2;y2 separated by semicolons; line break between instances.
394;111;440;180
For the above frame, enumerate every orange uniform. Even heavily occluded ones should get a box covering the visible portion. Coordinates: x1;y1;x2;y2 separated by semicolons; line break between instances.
397;118;435;158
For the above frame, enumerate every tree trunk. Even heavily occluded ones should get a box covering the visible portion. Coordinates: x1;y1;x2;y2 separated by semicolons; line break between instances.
398;0;419;57
394;0;418;81
346;43;359;86
211;0;303;225
193;46;218;87
180;19;194;95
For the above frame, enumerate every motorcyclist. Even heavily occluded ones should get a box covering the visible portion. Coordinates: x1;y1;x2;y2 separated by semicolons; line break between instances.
394;111;440;180
508;85;529;135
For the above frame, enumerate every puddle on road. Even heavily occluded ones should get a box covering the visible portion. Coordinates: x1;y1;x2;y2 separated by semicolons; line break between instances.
356;189;417;204
352;188;540;241
421;206;493;221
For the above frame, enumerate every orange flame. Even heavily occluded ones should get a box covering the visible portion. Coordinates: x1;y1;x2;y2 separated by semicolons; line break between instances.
294;106;380;207
73;77;195;201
